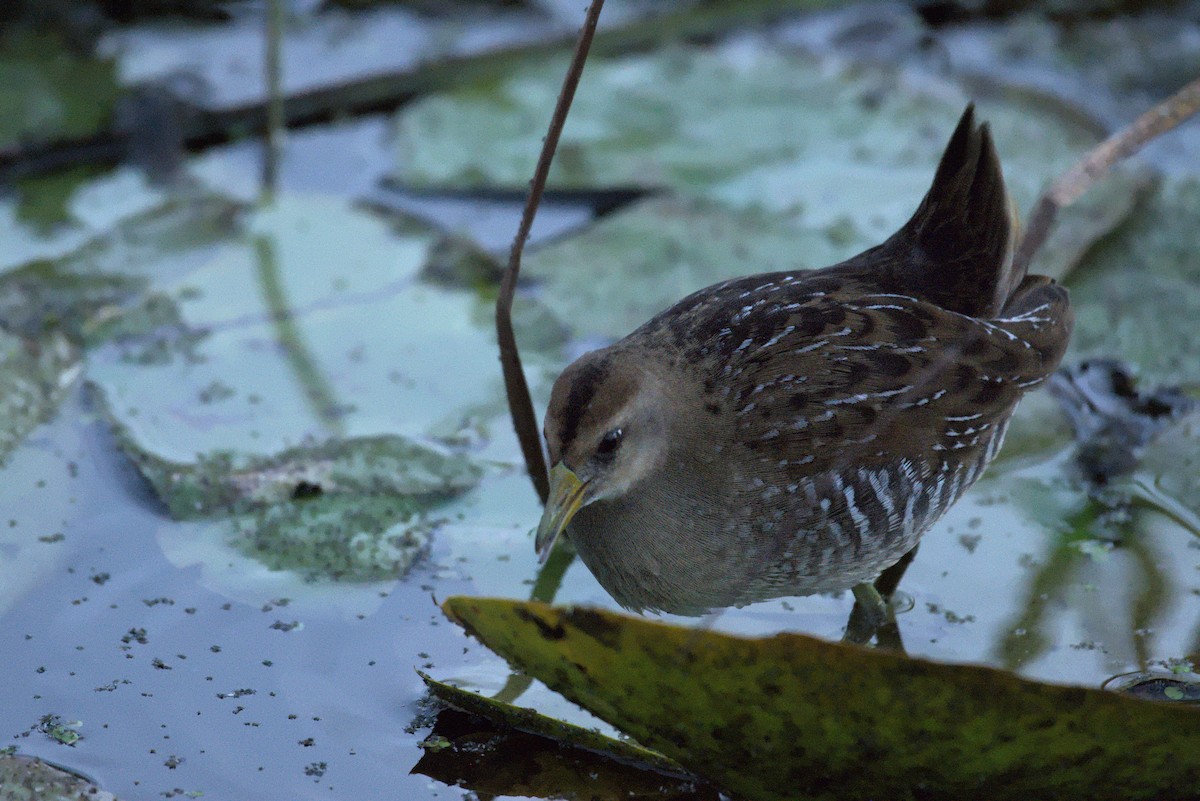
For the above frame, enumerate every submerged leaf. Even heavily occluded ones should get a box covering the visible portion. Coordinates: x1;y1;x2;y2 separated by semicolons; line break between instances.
442;596;1200;801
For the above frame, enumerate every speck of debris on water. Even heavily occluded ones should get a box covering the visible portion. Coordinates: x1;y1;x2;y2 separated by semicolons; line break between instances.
958;534;982;553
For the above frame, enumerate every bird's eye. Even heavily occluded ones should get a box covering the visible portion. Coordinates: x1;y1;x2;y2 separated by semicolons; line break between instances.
596;428;624;457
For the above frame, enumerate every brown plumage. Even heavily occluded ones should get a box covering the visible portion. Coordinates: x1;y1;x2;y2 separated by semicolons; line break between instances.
535;105;1074;618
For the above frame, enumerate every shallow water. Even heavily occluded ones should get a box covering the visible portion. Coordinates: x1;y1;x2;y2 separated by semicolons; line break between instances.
3;4;1200;799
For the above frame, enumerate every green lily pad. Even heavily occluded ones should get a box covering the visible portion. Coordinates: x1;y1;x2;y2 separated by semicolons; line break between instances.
84;195;568;580
395;45;1090;196
442;596;1200;801
0;330;80;465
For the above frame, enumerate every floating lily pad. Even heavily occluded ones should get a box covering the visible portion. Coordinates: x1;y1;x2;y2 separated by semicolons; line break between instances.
442;596;1200;801
0;330;80;465
395;45;1092;197
86;195;567;579
93;384;477;518
524;196;831;338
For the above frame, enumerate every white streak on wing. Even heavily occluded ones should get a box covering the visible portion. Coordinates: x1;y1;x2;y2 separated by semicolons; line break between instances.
843;483;871;540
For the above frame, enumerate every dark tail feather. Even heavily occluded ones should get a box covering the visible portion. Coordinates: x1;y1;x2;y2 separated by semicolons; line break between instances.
886;104;1021;319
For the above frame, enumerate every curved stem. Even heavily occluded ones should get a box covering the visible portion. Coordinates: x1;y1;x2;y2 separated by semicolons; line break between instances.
495;0;605;506
1014;75;1200;279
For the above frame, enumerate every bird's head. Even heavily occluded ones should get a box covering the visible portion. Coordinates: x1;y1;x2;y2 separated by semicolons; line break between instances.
535;348;670;561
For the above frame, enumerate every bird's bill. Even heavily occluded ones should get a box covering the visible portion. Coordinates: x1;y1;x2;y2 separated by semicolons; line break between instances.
535;463;588;563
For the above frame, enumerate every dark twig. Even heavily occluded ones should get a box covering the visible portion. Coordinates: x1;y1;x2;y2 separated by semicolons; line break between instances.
497;0;605;505
1014;75;1200;279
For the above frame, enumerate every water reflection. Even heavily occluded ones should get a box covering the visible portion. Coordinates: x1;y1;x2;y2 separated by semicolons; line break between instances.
413;707;721;801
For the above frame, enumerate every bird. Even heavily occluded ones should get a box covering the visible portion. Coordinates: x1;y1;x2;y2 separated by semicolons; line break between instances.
534;105;1074;638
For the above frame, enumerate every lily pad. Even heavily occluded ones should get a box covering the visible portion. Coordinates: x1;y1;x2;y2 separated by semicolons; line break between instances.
442;596;1200;801
395;44;1091;196
93;384;477;518
85;195;567;579
524;196;833;339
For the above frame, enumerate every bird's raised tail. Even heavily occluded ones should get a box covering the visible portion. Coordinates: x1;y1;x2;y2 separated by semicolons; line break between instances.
884;104;1024;319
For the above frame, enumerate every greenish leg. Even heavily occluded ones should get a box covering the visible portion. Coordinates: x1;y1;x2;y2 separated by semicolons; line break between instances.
842;545;917;649
843;583;894;645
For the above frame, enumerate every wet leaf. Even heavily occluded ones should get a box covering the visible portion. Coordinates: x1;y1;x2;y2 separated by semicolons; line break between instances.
394;45;1094;197
0;193;244;344
81;196;569;580
442;596;1200;801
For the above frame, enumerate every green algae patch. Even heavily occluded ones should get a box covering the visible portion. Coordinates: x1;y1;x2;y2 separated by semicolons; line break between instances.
442;597;1200;801
419;671;683;775
0;330;80;465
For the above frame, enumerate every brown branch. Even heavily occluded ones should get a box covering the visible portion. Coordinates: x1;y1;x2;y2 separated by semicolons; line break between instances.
1014;75;1200;279
497;1;605;505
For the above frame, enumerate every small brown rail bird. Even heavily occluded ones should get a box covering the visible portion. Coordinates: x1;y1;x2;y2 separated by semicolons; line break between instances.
535;106;1073;635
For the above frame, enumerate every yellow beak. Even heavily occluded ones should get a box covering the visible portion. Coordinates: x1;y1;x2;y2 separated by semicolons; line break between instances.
534;463;588;563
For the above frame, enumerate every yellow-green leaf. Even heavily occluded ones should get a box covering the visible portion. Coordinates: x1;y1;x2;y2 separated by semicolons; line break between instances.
442;596;1200;801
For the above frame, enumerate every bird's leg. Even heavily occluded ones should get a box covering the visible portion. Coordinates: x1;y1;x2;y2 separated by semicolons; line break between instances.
842;545;919;648
843;583;894;644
